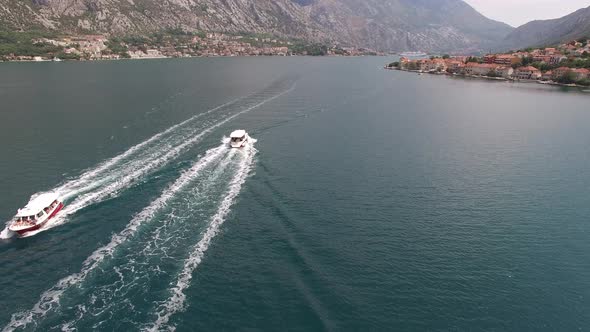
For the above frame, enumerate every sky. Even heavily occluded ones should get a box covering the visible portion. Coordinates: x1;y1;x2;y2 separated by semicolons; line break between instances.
464;0;590;27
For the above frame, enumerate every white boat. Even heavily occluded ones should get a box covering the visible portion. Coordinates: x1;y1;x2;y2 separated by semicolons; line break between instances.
400;51;428;58
53;57;63;62
8;193;64;236
229;130;249;148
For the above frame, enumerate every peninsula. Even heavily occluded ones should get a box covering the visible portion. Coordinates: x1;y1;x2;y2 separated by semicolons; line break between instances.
387;39;590;87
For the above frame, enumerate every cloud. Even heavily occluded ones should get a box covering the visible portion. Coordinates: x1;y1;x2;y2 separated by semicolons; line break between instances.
464;0;590;27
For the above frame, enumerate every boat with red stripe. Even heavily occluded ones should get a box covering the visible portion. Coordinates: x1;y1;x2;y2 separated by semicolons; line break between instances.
8;193;64;236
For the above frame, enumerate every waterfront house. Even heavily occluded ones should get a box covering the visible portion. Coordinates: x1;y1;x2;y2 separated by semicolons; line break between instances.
426;58;447;72
533;54;552;63
495;66;514;78
417;59;429;71
572;68;590;81
494;54;520;66
541;71;553;81
514;66;542;80
483;55;496;64
445;60;465;73
463;63;498;76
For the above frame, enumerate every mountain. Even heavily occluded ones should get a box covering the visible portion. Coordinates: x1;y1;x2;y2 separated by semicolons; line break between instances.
500;6;590;50
304;0;513;52
0;0;513;52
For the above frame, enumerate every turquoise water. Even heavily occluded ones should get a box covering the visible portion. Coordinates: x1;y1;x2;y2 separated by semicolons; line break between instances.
0;57;589;331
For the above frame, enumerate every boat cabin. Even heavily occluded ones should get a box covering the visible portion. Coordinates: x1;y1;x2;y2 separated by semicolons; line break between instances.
230;130;246;141
230;130;248;148
13;194;60;226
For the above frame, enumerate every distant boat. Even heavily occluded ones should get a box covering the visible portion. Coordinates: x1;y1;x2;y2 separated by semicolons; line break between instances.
53;57;63;62
400;51;428;57
229;130;249;148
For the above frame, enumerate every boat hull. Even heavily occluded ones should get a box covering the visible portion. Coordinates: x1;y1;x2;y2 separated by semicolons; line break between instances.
10;202;64;236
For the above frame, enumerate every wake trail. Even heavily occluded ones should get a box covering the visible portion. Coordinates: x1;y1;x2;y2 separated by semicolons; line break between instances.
52;148;240;331
0;98;239;240
1;81;294;239
146;142;257;332
55;96;244;198
62;83;292;217
3;144;229;332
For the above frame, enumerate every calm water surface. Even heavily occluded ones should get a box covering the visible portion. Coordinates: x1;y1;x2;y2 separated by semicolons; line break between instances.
0;57;589;331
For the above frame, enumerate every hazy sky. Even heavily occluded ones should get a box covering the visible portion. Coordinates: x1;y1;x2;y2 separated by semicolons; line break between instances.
464;0;590;27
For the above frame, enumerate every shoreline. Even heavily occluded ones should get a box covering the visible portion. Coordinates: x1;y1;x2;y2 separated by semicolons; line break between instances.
385;67;590;89
0;54;383;64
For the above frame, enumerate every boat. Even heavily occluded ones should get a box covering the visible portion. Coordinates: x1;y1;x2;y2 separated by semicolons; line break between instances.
400;51;428;58
229;130;249;148
53;57;63;62
8;193;64;236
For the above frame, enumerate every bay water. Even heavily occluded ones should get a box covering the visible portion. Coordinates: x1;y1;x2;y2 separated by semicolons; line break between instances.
0;57;589;331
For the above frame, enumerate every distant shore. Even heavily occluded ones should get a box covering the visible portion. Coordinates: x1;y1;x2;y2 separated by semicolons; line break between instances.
1;53;386;64
385;66;590;89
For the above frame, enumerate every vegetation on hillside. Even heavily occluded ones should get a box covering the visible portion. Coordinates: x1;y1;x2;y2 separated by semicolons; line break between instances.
0;30;61;59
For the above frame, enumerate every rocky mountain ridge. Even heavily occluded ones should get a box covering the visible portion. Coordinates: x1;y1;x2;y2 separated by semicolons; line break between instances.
500;6;590;50
0;0;514;52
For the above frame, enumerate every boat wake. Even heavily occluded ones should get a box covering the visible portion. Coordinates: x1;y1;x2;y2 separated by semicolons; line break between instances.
4;139;257;331
0;79;294;239
146;139;256;331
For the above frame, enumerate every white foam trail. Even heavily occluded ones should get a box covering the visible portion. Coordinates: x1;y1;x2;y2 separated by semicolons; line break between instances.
0;97;242;240
3;145;229;332
0;227;12;239
58;85;291;218
55;95;245;198
146;141;257;332
51;147;240;332
1;83;294;239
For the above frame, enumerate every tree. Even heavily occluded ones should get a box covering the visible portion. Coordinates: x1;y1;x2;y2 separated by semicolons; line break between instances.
55;51;80;60
531;61;553;71
442;54;450;59
388;61;399;68
521;56;534;66
555;71;577;84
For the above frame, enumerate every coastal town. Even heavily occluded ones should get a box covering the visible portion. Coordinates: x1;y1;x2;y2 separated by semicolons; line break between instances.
388;39;590;87
0;30;381;62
